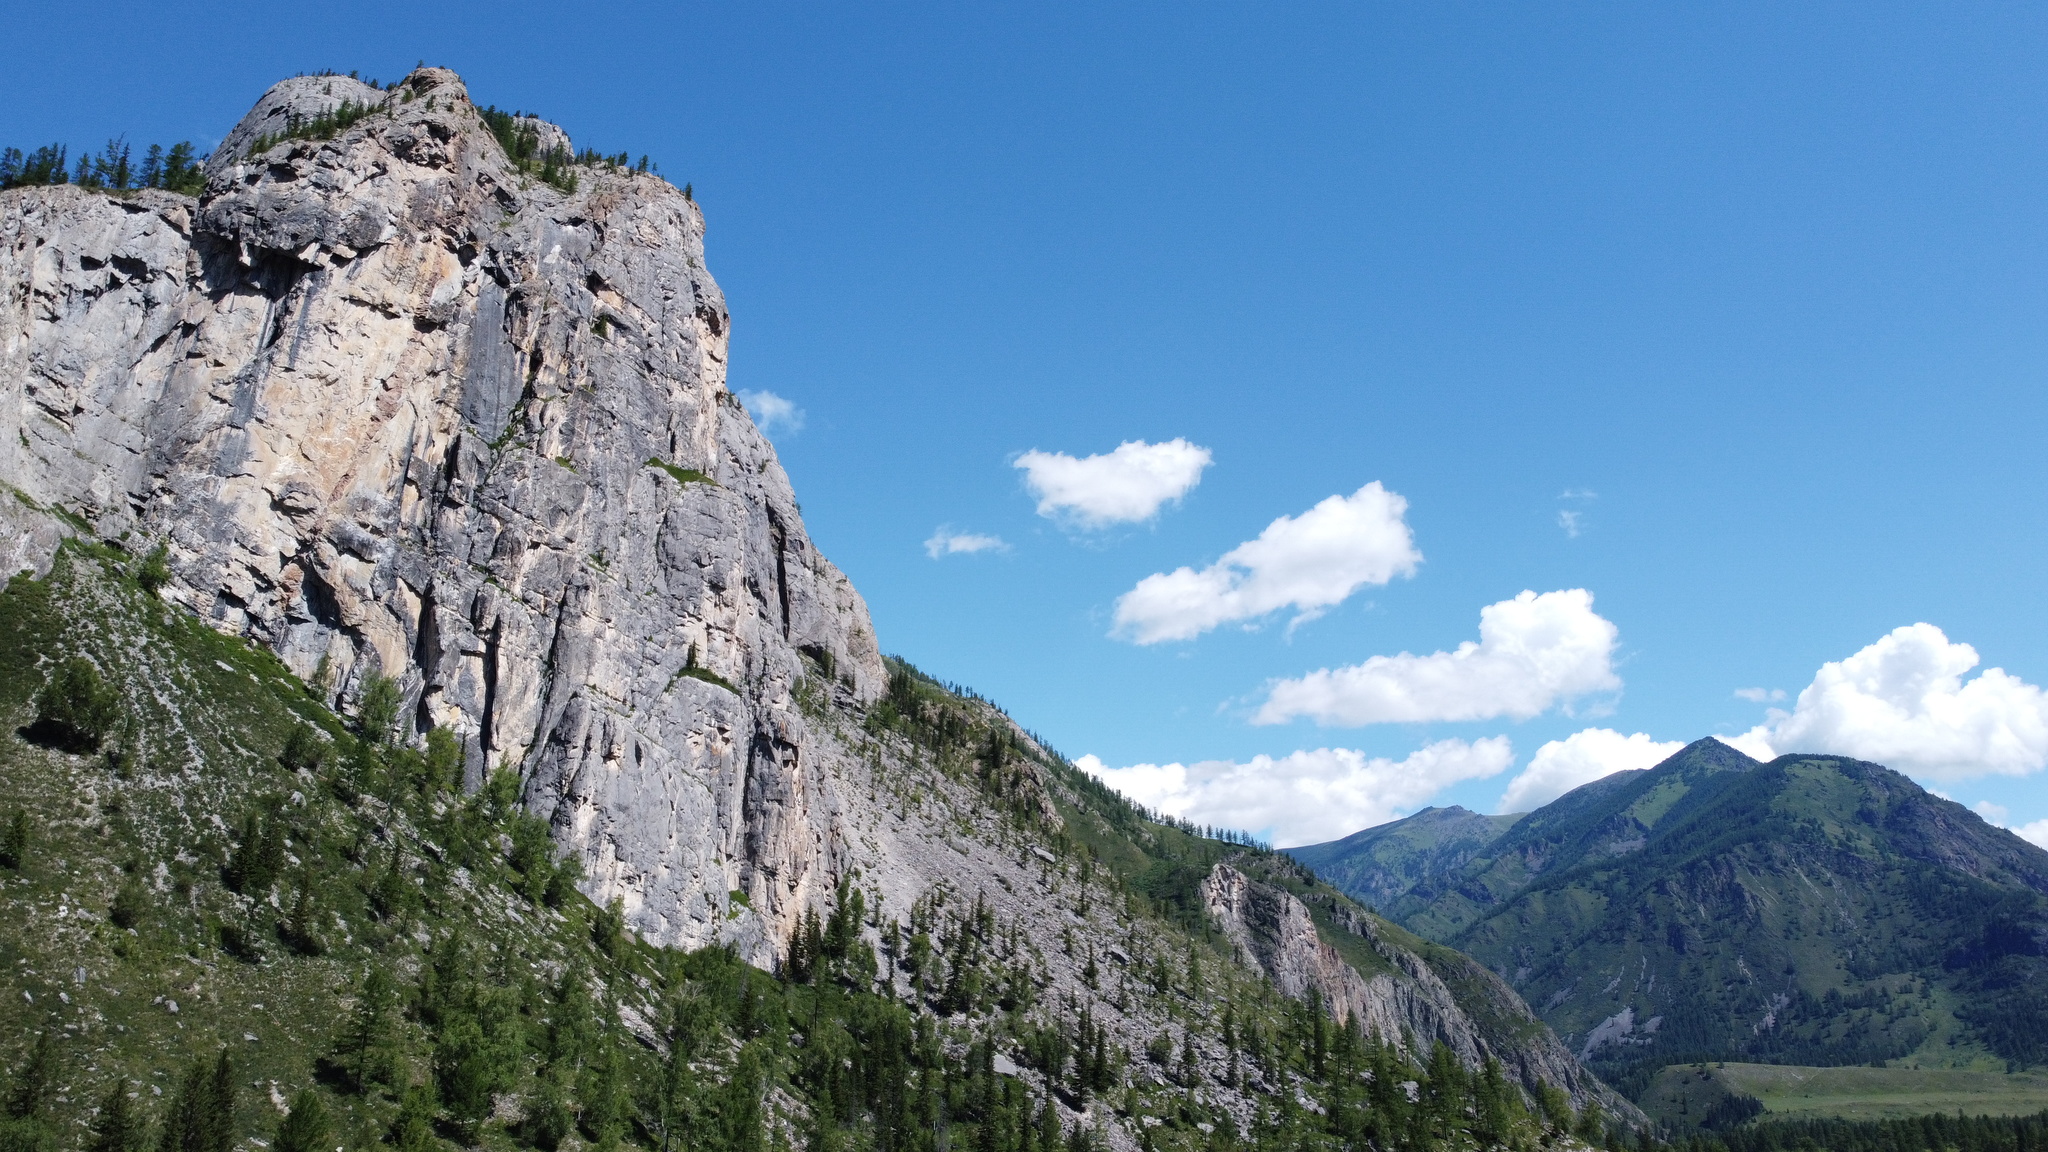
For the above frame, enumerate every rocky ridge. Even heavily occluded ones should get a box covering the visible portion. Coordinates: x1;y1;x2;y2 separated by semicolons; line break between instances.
1202;863;1638;1124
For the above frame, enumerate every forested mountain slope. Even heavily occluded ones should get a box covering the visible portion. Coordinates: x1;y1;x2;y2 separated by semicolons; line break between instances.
1327;740;2048;1097
1287;807;1523;910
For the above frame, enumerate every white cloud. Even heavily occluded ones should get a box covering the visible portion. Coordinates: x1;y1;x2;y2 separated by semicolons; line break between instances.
1557;490;1595;537
1734;687;1787;703
2015;820;2048;849
1111;483;1421;644
1253;588;1620;726
1976;800;2010;824
1076;737;1514;848
738;389;804;434
1014;438;1211;527
924;528;1008;559
1725;623;2048;780
1716;728;1779;762
1498;729;1685;812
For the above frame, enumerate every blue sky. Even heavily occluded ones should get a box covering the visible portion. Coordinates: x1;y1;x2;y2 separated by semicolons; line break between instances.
10;2;2048;844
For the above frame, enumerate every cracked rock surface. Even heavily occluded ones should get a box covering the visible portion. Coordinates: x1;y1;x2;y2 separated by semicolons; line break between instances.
0;67;884;960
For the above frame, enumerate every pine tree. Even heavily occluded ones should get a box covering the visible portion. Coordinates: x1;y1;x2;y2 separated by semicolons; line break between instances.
0;811;28;870
281;880;323;956
334;968;397;1092
721;1043;766;1152
203;1049;235;1152
161;143;201;195
87;1081;143;1152
157;1049;234;1152
387;1081;438;1152
4;1032;57;1121
272;1090;328;1152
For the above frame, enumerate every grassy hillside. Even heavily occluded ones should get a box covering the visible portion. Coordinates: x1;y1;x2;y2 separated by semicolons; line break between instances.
0;543;1616;1152
1343;740;2048;1097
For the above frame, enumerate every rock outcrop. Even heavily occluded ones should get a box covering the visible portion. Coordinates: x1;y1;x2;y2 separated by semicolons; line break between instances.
0;68;882;959
1203;863;1641;1121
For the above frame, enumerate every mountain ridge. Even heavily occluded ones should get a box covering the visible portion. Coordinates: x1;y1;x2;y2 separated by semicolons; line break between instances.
1292;738;2048;1096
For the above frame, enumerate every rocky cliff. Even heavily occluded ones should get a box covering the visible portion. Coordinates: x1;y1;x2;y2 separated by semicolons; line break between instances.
1202;863;1642;1124
0;67;883;960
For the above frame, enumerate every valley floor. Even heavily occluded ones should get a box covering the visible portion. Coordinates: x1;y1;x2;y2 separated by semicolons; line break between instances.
1646;1062;2048;1126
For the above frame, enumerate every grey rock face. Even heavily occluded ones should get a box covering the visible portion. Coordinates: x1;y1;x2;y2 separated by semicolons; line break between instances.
1202;864;1642;1121
0;66;884;959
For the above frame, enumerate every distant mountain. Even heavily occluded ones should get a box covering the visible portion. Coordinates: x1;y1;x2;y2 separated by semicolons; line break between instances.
1300;739;2048;1097
1287;806;1524;909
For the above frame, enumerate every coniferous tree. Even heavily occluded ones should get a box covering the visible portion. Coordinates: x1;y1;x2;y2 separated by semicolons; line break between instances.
157;1049;234;1152
387;1081;437;1152
34;657;120;752
720;1043;766;1152
0;811;28;871
4;1032;56;1122
334;968;398;1093
280;879;323;956
160;143;202;195
271;1091;328;1152
87;1081;144;1152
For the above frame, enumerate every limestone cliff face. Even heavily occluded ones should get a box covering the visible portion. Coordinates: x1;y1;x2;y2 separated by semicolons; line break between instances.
1202;864;1641;1121
0;68;884;959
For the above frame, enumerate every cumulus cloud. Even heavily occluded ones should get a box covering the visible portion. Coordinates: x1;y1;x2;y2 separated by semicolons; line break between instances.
1253;588;1620;726
1498;729;1685;812
738;389;804;434
1111;483;1421;644
2016;821;2048;850
1727;623;2048;780
924;528;1008;559
1076;737;1515;847
1734;687;1787;703
1557;510;1584;538
1014;438;1211;527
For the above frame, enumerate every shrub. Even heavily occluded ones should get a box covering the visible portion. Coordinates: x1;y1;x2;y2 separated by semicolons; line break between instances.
280;724;327;773
218;919;264;963
594;897;626;958
31;657;119;752
133;544;171;592
109;879;148;930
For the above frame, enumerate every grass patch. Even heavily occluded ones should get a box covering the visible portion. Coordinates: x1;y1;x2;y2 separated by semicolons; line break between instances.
1645;1062;2048;1126
644;458;715;487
